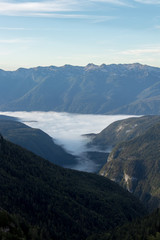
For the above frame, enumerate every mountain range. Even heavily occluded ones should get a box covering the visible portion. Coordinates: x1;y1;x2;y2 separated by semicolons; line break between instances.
1;62;160;238
1;63;160;114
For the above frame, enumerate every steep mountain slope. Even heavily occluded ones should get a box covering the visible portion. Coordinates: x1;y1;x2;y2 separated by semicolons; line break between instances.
100;122;160;211
87;208;160;240
1;63;160;114
0;208;39;240
90;115;160;150
0;119;77;167
0;135;146;240
0;68;39;106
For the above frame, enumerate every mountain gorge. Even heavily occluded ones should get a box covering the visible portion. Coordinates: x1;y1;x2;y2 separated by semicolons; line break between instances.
0;135;146;240
1;63;160;238
1;63;160;114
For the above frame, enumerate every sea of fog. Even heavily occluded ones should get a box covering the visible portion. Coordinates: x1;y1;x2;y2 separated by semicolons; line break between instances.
0;111;138;172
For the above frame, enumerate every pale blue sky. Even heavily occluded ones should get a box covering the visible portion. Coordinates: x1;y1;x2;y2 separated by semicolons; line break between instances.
0;0;160;70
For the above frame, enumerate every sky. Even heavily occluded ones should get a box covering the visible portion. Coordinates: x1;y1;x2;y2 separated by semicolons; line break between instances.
0;0;160;70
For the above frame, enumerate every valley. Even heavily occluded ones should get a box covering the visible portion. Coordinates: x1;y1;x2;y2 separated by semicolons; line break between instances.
1;112;160;239
0;134;146;240
0;63;160;239
0;0;159;237
1;111;160;212
0;111;135;172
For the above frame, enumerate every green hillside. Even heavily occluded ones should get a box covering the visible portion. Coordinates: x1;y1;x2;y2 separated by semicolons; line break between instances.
0;135;146;240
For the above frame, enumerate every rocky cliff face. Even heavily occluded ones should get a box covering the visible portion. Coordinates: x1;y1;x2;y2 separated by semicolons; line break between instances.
99;122;160;211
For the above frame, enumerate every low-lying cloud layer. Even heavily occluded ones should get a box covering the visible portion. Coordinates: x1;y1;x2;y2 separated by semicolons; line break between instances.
0;111;136;171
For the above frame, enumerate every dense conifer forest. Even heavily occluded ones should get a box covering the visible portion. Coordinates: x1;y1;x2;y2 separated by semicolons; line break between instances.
87;209;160;240
0;134;146;239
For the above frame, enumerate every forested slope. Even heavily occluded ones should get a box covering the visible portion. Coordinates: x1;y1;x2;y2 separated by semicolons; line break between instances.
87;209;160;240
0;135;146;240
0;119;77;167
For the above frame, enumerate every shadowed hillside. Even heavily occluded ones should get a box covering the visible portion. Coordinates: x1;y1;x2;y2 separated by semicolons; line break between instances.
0;135;146;240
87;209;160;240
0;118;77;167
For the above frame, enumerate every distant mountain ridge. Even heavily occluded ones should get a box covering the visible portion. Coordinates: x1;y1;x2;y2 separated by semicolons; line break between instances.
1;63;160;114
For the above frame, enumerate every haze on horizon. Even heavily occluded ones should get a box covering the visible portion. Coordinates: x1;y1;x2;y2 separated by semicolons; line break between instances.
0;0;160;70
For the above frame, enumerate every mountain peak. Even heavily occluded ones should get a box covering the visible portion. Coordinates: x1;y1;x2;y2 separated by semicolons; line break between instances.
85;63;98;70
